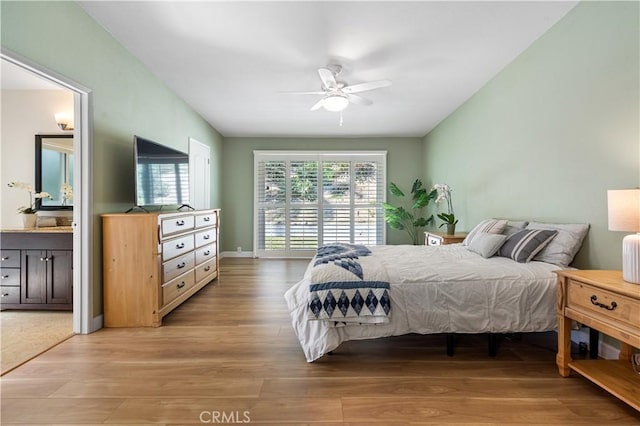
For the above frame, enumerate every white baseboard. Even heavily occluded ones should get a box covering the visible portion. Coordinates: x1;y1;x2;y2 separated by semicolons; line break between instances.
90;314;103;333
572;328;620;359
220;251;255;258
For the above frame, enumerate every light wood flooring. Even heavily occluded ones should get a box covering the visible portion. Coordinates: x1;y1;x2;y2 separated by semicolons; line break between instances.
1;258;639;424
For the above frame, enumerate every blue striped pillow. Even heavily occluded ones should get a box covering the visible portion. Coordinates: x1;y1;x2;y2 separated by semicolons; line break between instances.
498;229;558;263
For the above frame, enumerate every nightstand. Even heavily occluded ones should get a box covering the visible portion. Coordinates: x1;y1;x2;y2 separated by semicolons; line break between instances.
424;231;467;246
555;270;640;411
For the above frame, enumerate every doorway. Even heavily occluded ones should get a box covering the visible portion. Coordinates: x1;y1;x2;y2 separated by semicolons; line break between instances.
1;50;95;343
189;137;211;209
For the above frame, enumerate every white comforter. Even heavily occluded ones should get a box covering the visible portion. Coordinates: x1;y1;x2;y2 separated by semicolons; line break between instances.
284;244;561;362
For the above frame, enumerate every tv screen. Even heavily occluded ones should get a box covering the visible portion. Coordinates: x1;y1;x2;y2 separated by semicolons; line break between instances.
134;136;190;207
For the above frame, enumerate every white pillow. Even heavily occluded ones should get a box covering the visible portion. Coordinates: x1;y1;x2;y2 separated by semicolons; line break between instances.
525;222;590;267
467;233;507;258
463;219;508;246
501;220;529;237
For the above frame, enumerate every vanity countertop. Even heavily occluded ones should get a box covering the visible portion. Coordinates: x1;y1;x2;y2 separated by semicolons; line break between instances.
1;226;73;233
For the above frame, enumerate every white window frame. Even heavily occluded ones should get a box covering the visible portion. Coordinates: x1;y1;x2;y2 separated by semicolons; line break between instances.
253;150;387;258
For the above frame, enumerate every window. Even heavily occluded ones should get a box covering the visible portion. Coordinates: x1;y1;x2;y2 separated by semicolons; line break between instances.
254;151;386;258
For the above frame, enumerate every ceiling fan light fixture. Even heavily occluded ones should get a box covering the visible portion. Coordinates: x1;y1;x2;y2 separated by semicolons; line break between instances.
323;95;349;112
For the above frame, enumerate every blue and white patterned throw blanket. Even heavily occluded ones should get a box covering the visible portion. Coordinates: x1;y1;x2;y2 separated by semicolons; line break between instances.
308;243;391;326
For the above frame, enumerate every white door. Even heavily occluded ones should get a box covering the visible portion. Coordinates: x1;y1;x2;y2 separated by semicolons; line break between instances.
189;138;210;210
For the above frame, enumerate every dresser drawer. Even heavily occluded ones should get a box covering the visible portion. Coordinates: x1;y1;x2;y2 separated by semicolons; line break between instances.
195;212;217;229
195;258;217;283
567;279;638;329
195;228;216;248
161;214;195;237
162;270;195;306
0;268;20;286
195;244;216;264
163;252;195;283
162;234;195;262
0;250;20;268
0;286;20;304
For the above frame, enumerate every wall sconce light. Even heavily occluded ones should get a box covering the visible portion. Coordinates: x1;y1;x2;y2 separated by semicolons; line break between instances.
54;112;74;131
608;189;640;284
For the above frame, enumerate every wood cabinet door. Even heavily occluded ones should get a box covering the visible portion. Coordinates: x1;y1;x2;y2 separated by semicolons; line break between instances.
21;250;47;304
48;250;72;304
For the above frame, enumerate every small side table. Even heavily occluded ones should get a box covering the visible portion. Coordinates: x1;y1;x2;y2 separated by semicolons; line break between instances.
424;231;467;246
555;269;640;411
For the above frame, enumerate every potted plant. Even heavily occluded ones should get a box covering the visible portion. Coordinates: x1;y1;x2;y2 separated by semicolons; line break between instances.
432;183;458;235
382;179;437;244
7;181;51;228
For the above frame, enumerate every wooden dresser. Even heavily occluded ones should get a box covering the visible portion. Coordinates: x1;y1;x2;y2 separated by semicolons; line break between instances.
102;209;219;327
555;270;640;411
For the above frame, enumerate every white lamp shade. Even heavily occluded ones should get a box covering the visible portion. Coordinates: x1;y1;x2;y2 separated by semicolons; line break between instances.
607;189;640;232
608;189;640;284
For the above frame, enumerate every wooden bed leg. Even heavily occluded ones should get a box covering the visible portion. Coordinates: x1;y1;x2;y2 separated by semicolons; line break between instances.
488;334;497;357
446;333;455;356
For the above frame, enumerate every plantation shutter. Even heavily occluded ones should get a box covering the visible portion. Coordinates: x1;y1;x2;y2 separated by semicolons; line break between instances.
254;151;386;258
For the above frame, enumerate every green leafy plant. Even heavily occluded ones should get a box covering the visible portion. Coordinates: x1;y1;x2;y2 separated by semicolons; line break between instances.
382;179;437;244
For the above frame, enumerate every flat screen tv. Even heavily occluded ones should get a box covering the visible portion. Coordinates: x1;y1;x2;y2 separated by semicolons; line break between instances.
134;135;190;208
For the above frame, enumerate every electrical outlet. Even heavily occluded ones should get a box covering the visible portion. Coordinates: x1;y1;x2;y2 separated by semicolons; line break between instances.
237;246;242;253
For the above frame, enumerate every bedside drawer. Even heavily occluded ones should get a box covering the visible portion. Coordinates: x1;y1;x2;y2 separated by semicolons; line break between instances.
194;228;216;248
195;212;217;228
161;214;195;237
195;258;217;283
162;270;195;306
195;244;216;264
0;250;20;268
0;286;20;304
163;252;195;283
162;234;195;262
426;235;443;246
567;279;638;329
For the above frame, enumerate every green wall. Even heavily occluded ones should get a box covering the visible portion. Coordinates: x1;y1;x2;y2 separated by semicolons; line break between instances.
423;1;639;269
222;137;424;252
1;2;224;316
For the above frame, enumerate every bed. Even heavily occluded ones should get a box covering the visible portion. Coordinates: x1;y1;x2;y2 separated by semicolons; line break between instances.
284;219;589;362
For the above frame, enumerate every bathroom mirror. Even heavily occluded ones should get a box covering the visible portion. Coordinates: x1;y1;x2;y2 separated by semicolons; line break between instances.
35;134;74;210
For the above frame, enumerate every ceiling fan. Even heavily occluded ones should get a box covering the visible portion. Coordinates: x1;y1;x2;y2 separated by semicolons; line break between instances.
285;65;392;112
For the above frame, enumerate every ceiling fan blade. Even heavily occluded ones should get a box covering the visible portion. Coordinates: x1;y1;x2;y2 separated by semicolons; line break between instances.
318;68;337;90
310;99;326;111
346;94;373;106
279;91;326;95
342;79;392;94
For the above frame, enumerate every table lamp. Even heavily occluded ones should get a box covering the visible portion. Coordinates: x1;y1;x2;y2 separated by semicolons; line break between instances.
608;189;640;284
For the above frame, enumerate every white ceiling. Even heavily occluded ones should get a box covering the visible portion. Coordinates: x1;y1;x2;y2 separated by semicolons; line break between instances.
76;1;577;138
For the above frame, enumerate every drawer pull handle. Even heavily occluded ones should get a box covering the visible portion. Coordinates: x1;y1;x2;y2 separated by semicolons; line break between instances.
1;293;9;297
204;250;210;256
176;262;186;269
203;235;210;240
1;257;9;261
177;282;186;289
176;243;185;249
176;220;185;226
40;257;50;262
204;266;211;272
590;295;617;311
1;275;9;279
203;217;211;222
